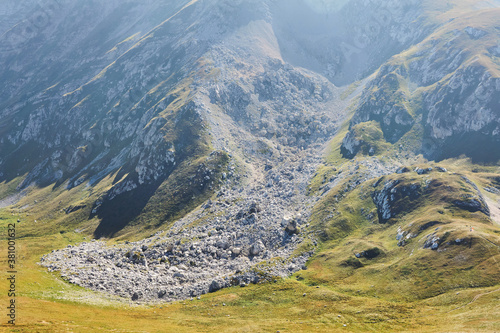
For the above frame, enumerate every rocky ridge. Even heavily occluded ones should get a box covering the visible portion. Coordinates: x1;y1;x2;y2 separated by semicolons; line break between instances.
342;9;500;162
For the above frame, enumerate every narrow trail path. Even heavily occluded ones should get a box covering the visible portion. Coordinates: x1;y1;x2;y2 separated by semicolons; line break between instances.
449;287;500;312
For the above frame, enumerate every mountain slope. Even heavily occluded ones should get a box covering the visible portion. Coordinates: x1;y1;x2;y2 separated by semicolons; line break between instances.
0;0;499;329
342;7;500;162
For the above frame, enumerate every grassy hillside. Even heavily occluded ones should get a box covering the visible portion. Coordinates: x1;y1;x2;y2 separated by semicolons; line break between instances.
1;207;499;332
297;108;500;330
308;167;500;298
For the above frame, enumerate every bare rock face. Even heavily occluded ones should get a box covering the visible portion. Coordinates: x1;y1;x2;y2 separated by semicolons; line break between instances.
284;220;299;235
452;176;490;217
340;130;362;159
250;240;266;256
372;179;422;224
423;234;441;250
422;65;500;161
371;170;491;226
345;10;500;162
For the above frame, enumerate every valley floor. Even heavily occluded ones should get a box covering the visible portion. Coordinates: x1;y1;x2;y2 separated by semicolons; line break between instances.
1;213;499;333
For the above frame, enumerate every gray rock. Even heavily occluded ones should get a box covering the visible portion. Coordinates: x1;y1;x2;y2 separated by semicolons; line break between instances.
285;220;299;235
209;280;222;293
250;241;266;256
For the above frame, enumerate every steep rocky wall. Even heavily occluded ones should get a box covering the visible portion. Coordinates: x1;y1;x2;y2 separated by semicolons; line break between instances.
342;9;500;162
272;0;429;85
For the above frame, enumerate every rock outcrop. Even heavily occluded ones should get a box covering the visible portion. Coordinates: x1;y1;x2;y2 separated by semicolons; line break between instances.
343;9;500;162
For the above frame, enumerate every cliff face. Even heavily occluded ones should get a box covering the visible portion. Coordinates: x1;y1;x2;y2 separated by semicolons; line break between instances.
272;0;429;85
343;9;500;162
1;0;203;181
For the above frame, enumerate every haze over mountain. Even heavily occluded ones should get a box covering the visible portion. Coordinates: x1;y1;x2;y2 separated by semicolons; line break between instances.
0;0;499;330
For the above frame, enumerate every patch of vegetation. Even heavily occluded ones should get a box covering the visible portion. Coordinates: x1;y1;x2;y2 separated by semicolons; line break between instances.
127;151;229;239
340;121;392;159
340;80;362;100
306;160;500;303
342;257;364;268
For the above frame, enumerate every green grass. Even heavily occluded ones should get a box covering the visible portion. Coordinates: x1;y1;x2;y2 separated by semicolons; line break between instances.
340;81;362;100
118;151;230;241
341;121;392;158
0;205;499;332
307;114;352;195
305;110;500;311
0;176;24;201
